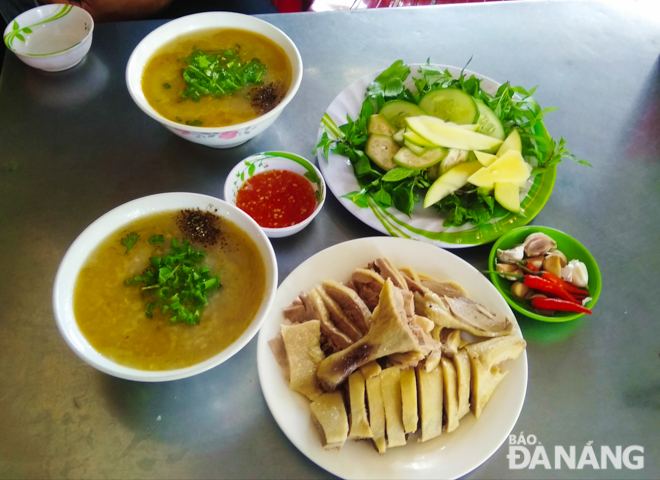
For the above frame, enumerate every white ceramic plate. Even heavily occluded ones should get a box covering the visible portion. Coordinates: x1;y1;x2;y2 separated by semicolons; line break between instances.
257;237;528;479
316;64;555;249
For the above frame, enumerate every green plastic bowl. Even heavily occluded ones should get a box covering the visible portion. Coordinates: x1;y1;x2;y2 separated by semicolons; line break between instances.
488;226;601;322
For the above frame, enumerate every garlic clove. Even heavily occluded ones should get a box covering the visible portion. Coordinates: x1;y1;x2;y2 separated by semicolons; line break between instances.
523;232;557;257
545;249;567;267
496;244;525;264
561;259;589;288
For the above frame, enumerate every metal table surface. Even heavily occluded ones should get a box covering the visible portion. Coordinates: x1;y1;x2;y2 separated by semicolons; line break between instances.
1;1;659;479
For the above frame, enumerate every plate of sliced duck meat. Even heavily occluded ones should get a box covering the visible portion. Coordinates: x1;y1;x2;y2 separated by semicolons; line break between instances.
257;237;527;479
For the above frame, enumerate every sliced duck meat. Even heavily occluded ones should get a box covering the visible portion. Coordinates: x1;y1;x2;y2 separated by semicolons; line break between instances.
317;286;364;342
306;288;353;353
322;279;371;335
401;290;415;319
268;335;289;382
417;291;511;338
316;279;422;391
351;268;385;311
443;296;512;336
400;270;431;295
420;279;467;299
372;258;409;291
282;295;315;323
388;351;425;369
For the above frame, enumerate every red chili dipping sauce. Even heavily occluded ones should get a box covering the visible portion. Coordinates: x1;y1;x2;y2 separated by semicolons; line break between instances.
236;170;317;229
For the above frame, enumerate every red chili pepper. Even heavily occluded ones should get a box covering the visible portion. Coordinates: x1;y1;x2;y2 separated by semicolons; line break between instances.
523;261;539;272
541;271;589;296
523;275;579;303
531;297;592;314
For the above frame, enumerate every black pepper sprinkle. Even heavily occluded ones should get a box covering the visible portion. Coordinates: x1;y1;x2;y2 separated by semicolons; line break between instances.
250;82;284;114
176;209;222;247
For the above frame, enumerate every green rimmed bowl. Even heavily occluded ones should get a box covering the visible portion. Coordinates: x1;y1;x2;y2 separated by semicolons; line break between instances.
489;226;601;322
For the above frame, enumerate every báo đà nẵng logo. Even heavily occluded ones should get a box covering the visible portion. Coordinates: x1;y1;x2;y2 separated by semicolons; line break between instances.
507;432;644;470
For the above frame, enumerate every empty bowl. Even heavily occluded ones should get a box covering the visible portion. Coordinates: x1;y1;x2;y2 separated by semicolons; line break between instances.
3;5;93;72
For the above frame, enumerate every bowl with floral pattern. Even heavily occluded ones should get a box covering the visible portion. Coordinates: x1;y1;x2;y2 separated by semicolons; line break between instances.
125;12;303;148
224;152;326;238
3;4;93;72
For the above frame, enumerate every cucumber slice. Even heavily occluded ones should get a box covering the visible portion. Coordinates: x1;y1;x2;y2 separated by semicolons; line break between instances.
392;128;405;145
474;99;505;141
419;88;479;125
393;147;446;169
365;134;400;171
368;114;396;136
404;140;427;156
379;100;427;130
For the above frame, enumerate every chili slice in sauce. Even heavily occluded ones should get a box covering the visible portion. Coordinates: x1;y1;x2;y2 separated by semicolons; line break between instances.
236;170;317;229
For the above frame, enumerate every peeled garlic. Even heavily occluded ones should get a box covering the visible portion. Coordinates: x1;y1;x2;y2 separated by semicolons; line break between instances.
561;260;589;288
497;244;525;264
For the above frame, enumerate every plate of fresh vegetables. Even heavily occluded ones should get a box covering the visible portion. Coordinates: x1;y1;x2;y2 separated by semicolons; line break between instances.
315;60;587;248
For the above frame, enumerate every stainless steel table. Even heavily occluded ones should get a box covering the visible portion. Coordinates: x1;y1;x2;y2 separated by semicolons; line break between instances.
1;1;659;478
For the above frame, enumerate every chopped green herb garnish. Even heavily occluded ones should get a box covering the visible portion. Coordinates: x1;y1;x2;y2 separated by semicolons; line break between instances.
163;83;171;89
180;47;267;102
185;119;203;126
121;232;139;254
175;116;182;122
125;238;221;325
149;235;164;243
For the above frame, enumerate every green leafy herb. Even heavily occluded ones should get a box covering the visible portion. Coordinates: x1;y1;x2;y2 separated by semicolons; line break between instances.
163;83;171;89
121;232;139;254
149;235;164;243
317;59;587;227
125;238;221;325
181;48;267;102
185;119;203;126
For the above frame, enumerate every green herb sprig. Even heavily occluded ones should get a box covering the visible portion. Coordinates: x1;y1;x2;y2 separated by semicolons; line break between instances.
125;238;221;325
180;48;267;102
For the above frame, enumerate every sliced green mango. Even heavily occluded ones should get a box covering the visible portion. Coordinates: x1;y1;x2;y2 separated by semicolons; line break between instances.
496;129;522;157
466;150;530;188
406;116;503;152
424;161;482;208
494;182;521;213
474;151;497;167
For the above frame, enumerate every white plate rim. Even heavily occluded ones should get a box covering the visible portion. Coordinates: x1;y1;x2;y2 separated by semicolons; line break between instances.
257;237;528;479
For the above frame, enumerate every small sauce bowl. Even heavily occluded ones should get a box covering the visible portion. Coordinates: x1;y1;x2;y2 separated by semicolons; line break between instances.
224;152;326;238
3;4;93;72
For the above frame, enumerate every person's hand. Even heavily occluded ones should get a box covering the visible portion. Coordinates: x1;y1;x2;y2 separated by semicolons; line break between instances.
42;0;174;22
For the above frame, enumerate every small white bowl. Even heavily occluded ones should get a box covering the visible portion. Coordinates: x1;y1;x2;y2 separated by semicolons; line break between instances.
125;12;303;148
224;152;326;238
3;5;93;72
52;193;278;382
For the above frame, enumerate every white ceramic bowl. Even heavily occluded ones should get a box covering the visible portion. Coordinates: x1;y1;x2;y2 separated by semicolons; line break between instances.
224;152;326;238
125;12;303;148
52;193;278;382
3;5;93;72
